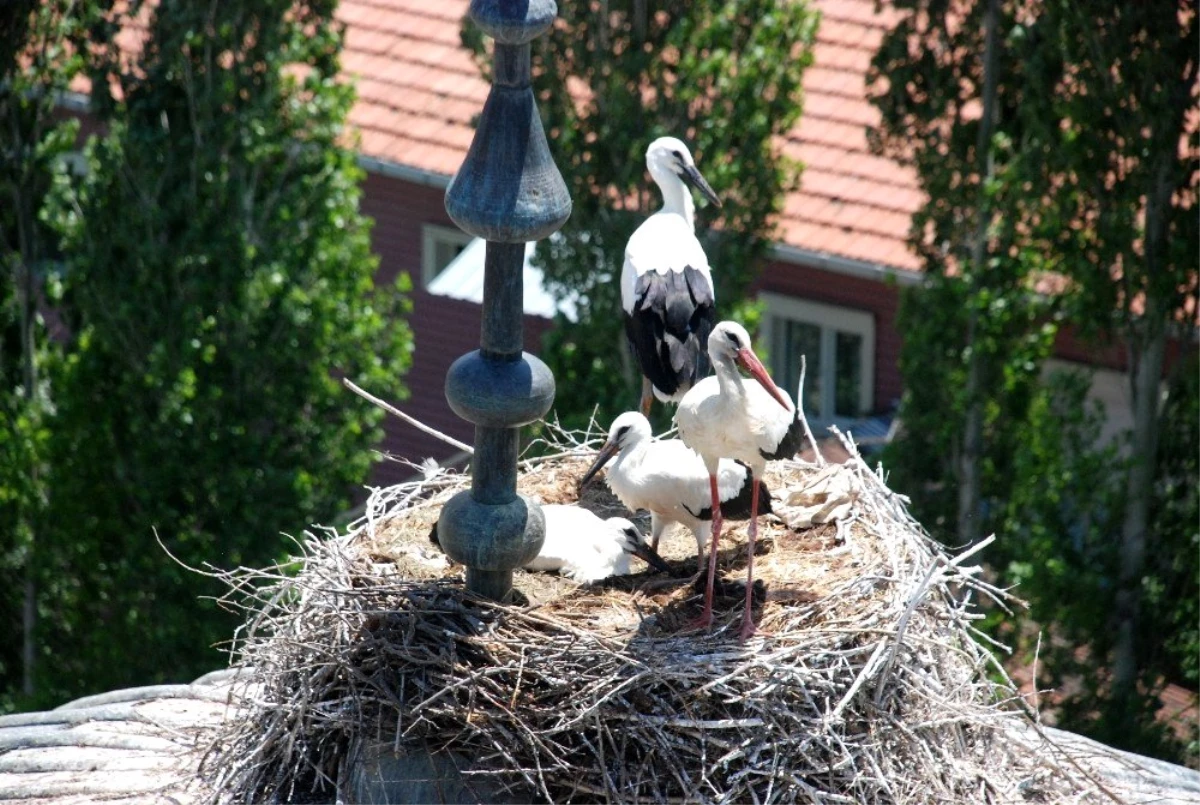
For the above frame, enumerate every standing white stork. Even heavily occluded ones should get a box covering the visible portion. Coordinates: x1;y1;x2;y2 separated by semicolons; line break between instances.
578;411;773;574
430;504;671;583
622;136;721;416
674;321;804;640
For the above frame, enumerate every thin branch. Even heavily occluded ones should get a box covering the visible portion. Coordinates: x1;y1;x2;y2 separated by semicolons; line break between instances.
343;377;473;454
797;354;826;465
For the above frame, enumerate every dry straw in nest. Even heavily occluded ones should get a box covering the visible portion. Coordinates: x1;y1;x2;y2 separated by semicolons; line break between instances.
199;424;1110;804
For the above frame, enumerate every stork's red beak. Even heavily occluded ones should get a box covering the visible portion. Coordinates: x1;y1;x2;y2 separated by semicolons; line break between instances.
736;348;791;410
579;439;620;490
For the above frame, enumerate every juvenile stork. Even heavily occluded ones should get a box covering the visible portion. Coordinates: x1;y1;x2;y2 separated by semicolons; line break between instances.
578;411;772;574
430;504;670;583
526;504;672;582
675;321;804;640
622;136;721;415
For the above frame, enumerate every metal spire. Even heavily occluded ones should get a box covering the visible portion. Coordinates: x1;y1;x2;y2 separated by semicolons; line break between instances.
435;0;572;601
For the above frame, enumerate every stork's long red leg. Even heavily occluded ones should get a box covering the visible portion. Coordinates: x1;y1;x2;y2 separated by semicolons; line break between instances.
639;377;654;417
739;477;761;642
689;473;722;630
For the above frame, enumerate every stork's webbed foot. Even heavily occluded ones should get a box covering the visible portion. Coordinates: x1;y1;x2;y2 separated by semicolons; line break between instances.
685;608;714;632
738;617;765;642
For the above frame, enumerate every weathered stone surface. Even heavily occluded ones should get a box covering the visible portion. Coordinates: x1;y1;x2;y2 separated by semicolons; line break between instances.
435;491;545;572
0;668;246;805
444;350;555;429
1010;724;1200;803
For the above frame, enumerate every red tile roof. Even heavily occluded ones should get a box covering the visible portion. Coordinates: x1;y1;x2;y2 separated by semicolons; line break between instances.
71;0;923;274
781;0;922;271
337;0;923;274
338;0;484;179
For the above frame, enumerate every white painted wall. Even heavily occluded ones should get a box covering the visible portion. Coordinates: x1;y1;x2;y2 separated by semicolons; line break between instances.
1043;358;1135;449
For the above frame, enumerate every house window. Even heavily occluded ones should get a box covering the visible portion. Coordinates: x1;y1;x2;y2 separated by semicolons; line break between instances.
760;293;875;422
56;151;89;177
421;224;472;287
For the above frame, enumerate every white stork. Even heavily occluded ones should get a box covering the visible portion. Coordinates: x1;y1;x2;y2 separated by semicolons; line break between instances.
525;504;672;582
622;136;721;416
578;411;773;574
432;504;671;583
674;321;804;640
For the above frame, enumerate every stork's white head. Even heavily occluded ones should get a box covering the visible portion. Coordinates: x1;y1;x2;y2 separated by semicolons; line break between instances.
607;411;653;449
708;321;792;411
608;517;672;574
578;411;652;489
706;321;754;365
645;137;721;208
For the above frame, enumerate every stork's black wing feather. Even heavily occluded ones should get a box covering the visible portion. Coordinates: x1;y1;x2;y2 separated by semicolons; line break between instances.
681;461;774;522
760;408;806;461
623;266;715;398
720;462;775;519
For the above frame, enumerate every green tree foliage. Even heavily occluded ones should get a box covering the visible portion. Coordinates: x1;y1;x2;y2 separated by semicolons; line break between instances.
871;0;1057;539
466;0;818;432
999;371;1137;746
1002;373;1124;655
0;0;99;711
1149;351;1199;694
1006;1;1198;719
873;0;1198;762
33;0;412;704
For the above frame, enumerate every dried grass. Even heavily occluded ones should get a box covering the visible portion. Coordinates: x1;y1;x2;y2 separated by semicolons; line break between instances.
199;422;1106;804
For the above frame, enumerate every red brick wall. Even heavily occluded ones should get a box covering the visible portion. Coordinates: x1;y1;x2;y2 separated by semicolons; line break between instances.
1053;321;1191;379
1052;326;1128;372
752;259;904;414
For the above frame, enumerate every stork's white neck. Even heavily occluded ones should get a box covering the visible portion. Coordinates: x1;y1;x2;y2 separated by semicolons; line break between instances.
713;355;747;407
610;437;647;481
606;435;656;505
649;165;695;229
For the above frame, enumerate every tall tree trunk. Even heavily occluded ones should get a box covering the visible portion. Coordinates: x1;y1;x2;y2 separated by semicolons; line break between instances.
1111;150;1174;702
957;315;983;545
16;202;39;700
9;75;50;698
1112;318;1165;697
956;0;999;546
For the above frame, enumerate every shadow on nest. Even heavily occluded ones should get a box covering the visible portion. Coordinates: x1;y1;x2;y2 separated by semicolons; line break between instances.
198;423;1106;804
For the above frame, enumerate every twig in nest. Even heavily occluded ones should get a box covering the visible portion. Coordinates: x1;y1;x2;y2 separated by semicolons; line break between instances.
797;354;826;466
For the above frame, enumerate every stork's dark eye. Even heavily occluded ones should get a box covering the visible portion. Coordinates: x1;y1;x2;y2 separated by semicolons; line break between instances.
617;425;631;439
624;526;640;540
725;331;741;346
672;149;684;161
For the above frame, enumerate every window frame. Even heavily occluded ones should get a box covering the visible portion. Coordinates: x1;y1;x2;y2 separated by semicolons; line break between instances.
421;223;473;288
759;292;875;422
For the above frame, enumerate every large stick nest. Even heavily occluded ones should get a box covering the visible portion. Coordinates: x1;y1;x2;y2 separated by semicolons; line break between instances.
199;424;1103;804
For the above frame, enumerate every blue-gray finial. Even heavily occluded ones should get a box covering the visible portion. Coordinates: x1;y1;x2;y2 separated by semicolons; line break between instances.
445;2;571;243
468;0;558;45
445;350;555;427
436;4;567;602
